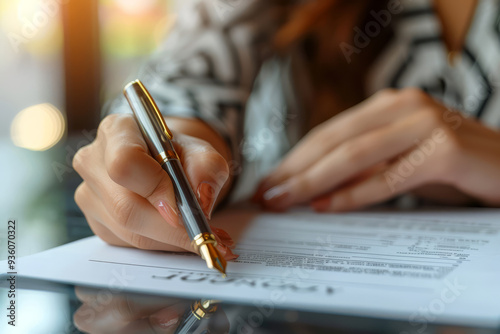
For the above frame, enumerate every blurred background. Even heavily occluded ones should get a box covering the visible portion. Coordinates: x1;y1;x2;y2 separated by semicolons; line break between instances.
0;0;180;332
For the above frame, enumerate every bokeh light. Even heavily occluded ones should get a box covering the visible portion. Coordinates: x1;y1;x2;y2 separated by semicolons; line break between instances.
11;103;66;151
113;0;158;15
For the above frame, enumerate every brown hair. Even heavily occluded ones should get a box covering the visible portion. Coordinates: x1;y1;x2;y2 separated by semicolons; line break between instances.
274;0;391;131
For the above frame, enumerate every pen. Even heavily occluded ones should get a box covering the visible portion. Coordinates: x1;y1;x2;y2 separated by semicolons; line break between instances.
123;79;227;277
174;299;219;334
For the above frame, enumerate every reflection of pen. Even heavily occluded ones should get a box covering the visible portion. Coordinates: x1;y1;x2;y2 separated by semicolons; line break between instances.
123;79;227;277
174;299;219;334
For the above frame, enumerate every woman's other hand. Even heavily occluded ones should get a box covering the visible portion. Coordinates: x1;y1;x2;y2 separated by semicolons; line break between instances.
254;88;500;211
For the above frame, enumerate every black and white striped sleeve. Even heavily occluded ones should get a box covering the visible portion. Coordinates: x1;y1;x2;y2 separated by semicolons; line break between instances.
107;0;289;162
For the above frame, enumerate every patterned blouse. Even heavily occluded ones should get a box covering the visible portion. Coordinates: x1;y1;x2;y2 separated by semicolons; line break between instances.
109;0;500;201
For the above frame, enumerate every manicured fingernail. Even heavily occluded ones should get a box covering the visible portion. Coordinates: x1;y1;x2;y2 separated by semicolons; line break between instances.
212;227;232;242
219;244;238;261
312;197;332;212
212;227;235;248
216;243;228;256
214;234;238;260
150;310;180;329
197;182;221;219
159;317;179;329
262;183;292;209
252;178;274;203
214;234;227;257
156;200;181;228
251;191;261;204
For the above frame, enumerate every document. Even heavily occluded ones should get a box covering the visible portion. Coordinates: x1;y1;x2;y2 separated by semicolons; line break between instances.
2;209;500;327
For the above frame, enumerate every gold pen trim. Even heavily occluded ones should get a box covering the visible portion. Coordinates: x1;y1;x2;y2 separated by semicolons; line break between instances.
193;233;227;277
191;300;218;320
192;232;217;250
155;150;179;164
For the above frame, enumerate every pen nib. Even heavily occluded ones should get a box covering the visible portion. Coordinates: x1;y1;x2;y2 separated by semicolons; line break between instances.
199;243;227;278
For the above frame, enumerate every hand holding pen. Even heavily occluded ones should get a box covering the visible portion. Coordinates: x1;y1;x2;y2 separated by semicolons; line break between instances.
124;80;232;275
74;286;230;333
73;82;238;268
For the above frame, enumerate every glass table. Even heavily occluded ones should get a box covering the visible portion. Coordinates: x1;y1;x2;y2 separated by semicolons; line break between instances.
0;137;499;334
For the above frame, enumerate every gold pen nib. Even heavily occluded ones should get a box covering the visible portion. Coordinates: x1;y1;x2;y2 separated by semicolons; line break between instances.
199;243;227;278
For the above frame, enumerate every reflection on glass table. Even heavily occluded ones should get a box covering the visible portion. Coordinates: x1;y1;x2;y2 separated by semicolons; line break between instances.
74;286;228;334
1;277;498;334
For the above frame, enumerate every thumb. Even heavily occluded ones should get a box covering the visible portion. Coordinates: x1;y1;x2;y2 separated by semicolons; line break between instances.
174;133;230;219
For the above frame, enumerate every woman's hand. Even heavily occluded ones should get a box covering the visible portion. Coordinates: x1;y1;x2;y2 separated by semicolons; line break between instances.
73;114;236;259
254;88;500;211
73;286;229;333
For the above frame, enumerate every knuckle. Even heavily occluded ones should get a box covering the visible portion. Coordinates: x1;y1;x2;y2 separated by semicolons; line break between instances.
292;175;314;198
433;130;464;181
73;314;91;333
72;144;92;175
145;176;171;201
98;114;118;137
171;232;192;252
374;88;398;100
111;196;136;230
441;129;464;158
114;297;135;321
314;129;331;145
107;144;144;184
312;123;331;142
305;124;322;140
420;107;443;127
303;126;333;155
98;113;135;140
303;118;331;142
74;182;88;209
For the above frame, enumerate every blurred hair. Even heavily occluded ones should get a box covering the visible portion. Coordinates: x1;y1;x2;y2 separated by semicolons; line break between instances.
274;0;355;50
274;0;391;130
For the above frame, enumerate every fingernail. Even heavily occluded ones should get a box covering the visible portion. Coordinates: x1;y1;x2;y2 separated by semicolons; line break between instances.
218;243;240;260
150;311;180;329
159;317;179;329
214;234;228;257
219;245;239;261
212;227;234;247
216;243;228;257
252;178;274;203
156;200;181;228
262;183;292;210
214;234;238;260
251;191;261;204
197;182;221;219
312;197;332;212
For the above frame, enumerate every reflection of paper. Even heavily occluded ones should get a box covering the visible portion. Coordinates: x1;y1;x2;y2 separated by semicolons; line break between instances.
2;209;500;327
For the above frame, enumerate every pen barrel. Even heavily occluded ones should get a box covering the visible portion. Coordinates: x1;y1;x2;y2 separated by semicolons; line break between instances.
161;159;211;240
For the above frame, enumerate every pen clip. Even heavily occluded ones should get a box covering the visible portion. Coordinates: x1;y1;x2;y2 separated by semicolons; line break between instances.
125;79;174;140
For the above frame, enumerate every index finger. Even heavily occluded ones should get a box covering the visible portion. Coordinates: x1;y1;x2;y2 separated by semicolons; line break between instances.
256;89;429;195
102;114;178;212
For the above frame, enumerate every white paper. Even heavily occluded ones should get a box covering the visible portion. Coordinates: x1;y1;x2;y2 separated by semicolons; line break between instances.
2;209;500;327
